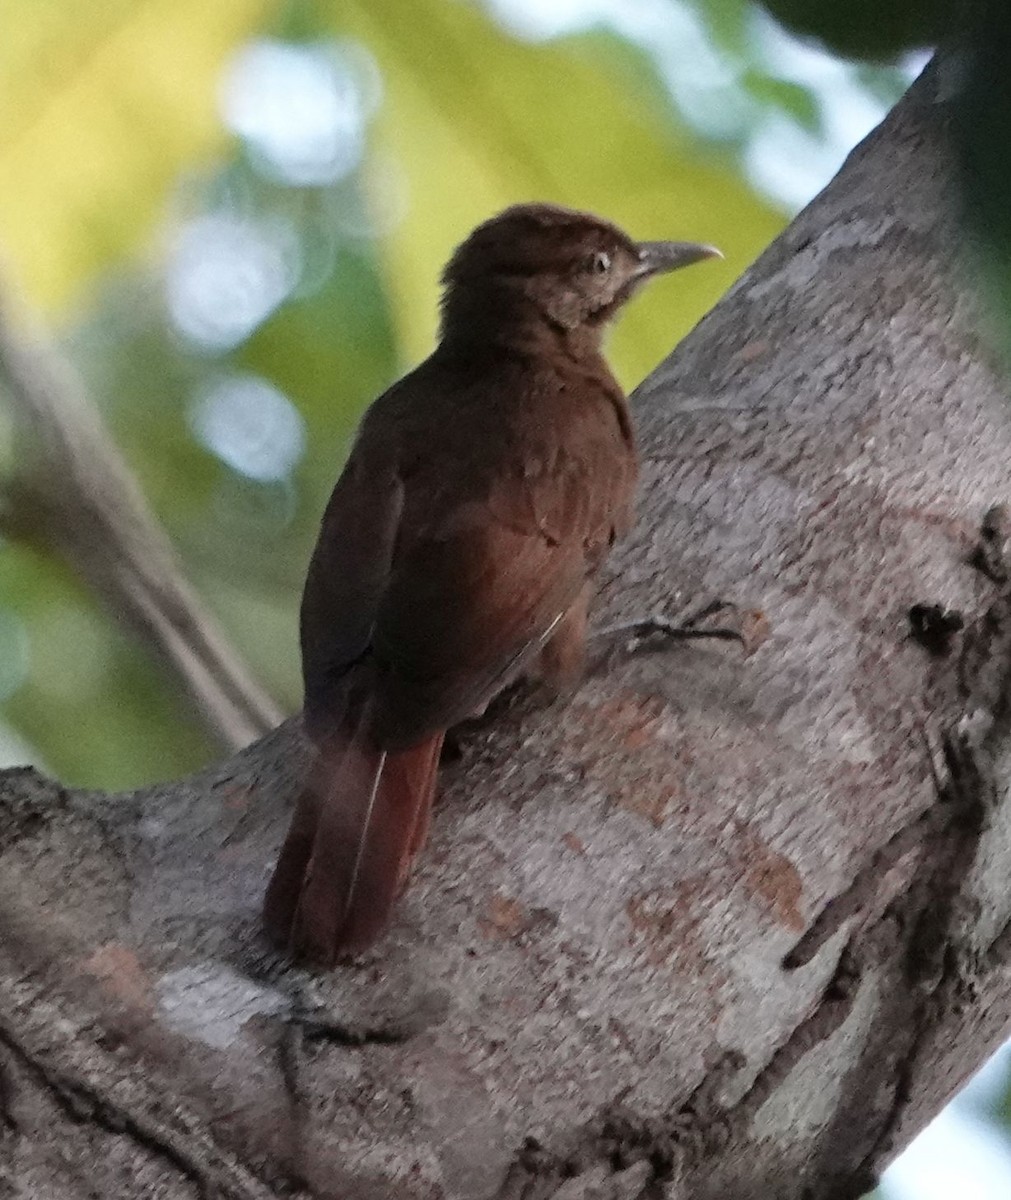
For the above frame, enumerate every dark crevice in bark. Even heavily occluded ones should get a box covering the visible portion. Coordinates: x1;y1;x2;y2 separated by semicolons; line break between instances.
0;1001;283;1200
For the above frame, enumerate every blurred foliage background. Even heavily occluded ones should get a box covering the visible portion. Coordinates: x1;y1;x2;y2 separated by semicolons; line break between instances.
5;2;1011;1198
0;0;919;789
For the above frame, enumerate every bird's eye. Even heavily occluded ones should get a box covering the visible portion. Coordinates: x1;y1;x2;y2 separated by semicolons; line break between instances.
591;251;611;274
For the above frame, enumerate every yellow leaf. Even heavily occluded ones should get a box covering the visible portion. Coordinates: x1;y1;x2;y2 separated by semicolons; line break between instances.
336;0;785;386
0;0;270;312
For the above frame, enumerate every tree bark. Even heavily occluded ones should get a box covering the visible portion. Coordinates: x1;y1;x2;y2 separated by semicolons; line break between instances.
2;61;1010;1200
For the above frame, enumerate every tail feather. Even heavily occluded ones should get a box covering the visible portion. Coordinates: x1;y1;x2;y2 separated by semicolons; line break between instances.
397;733;444;890
263;718;443;965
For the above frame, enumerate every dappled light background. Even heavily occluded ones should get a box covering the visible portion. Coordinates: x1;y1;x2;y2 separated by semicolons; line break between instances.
0;0;914;787
0;2;990;1196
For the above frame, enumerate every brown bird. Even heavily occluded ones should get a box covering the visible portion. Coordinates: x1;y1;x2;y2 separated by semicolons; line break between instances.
263;202;720;965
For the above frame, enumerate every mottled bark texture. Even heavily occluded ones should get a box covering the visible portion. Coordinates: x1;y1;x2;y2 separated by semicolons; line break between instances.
2;61;1010;1200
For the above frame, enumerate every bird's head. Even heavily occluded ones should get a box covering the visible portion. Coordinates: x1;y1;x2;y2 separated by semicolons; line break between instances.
440;202;721;342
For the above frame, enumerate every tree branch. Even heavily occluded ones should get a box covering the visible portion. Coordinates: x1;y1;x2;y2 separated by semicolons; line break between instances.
0;292;283;750
2;61;1011;1199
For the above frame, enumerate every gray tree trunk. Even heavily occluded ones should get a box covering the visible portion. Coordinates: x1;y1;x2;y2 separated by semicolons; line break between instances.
2;61;1009;1200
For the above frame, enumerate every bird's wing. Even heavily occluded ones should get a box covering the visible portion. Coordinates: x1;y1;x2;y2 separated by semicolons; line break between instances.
371;400;634;747
298;447;404;732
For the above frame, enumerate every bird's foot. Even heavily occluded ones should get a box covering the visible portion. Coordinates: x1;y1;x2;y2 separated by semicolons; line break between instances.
587;600;767;675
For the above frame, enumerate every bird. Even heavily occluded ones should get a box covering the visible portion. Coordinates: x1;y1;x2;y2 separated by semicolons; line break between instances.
262;202;721;966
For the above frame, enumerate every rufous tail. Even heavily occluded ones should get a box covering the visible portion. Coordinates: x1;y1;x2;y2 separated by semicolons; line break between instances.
263;719;443;965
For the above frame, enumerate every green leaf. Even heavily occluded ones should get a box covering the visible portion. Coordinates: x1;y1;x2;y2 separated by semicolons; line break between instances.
328;0;784;389
743;70;822;133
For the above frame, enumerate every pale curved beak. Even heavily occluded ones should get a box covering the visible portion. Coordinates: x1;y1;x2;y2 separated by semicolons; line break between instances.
634;240;723;276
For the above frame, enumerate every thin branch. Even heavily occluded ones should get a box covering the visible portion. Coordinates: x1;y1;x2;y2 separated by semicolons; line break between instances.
0;288;283;750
